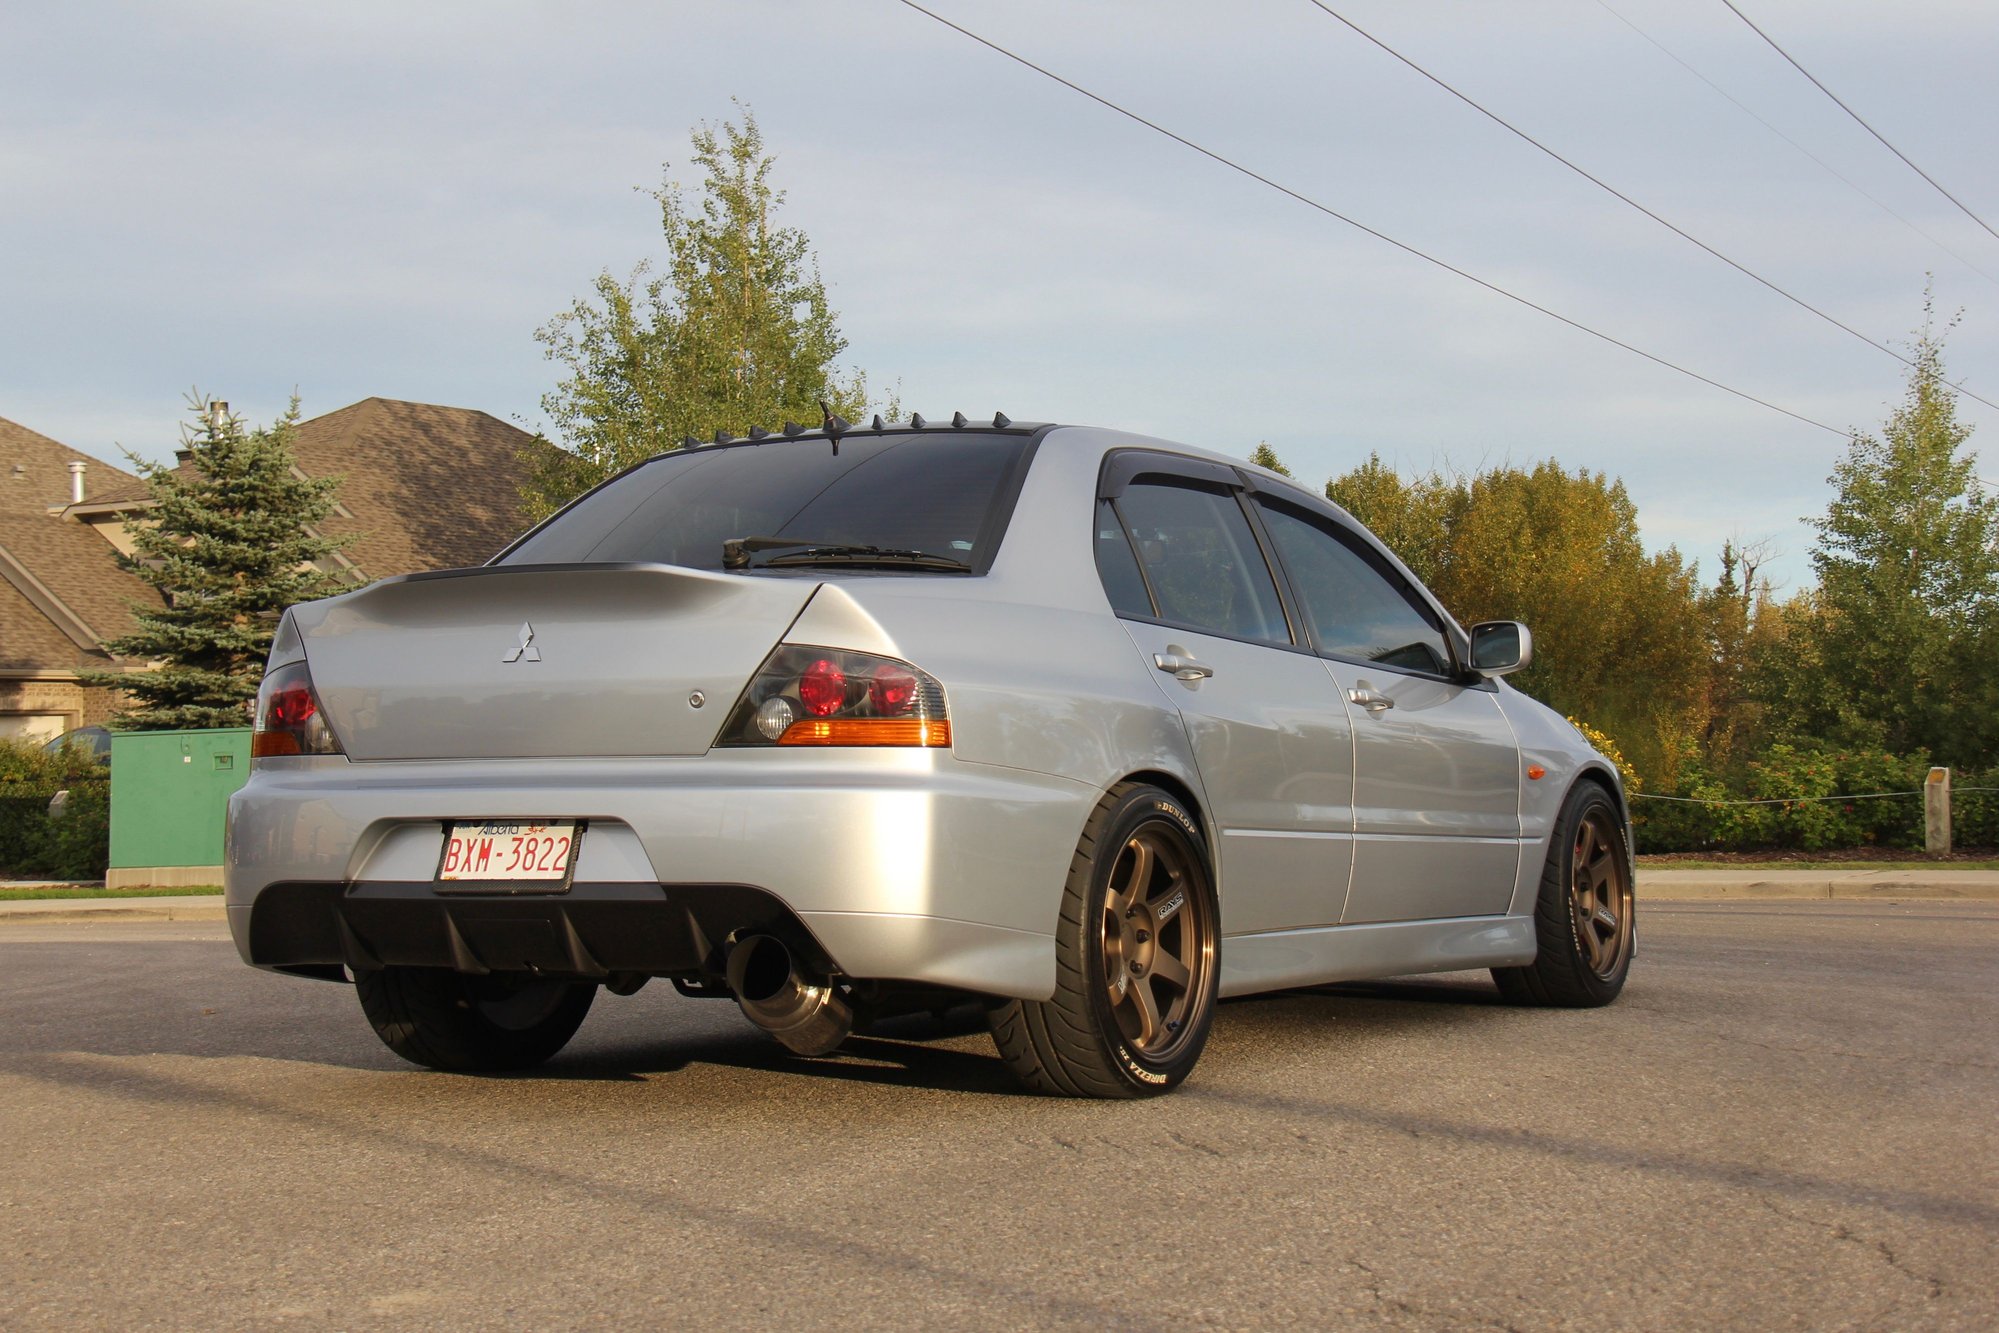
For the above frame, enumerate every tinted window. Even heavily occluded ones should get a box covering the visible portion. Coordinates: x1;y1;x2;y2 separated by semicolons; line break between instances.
1256;500;1453;674
1095;499;1153;617
502;433;1029;570
1116;481;1289;644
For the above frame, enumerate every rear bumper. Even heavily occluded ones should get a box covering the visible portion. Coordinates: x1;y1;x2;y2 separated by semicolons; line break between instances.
225;750;1094;999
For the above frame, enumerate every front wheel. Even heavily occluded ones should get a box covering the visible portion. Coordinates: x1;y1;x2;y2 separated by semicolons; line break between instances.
355;966;596;1072
989;783;1220;1098
1493;783;1634;1007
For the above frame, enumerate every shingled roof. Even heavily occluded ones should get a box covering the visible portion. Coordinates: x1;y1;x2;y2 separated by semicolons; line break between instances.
0;415;159;670
286;398;547;579
70;397;552;583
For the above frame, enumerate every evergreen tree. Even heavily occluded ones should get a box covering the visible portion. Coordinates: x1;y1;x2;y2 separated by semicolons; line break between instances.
527;104;887;520
84;397;347;730
1247;442;1292;477
1804;299;1999;764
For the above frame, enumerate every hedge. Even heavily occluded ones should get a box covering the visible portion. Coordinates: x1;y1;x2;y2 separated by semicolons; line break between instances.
0;781;111;878
1632;745;1999;853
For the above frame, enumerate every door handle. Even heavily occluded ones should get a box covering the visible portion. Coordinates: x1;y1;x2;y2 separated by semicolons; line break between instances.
1153;649;1214;682
1348;686;1394;713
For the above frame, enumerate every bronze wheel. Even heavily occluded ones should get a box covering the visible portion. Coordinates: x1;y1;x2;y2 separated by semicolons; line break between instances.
989;783;1221;1097
1493;782;1635;1007
1568;806;1633;980
1099;823;1213;1061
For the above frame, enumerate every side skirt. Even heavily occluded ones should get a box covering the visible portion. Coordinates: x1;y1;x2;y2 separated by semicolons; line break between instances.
1218;915;1537;999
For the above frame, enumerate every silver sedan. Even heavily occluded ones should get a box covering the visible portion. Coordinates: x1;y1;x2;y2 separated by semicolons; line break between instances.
227;416;1633;1097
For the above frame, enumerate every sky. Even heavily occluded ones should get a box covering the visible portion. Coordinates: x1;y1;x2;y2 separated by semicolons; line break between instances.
4;0;1996;593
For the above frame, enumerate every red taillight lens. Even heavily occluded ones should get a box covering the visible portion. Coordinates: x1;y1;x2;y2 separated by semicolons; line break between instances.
251;660;344;762
718;646;948;749
267;685;318;729
869;666;917;715
799;658;847;717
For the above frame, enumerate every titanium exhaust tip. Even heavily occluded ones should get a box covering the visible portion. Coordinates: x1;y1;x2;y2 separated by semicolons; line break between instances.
725;935;853;1057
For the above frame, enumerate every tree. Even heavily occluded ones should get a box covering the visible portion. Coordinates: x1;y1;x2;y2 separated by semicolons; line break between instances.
84;398;347;730
527;104;886;520
1247;442;1292;477
1802;299;1999;765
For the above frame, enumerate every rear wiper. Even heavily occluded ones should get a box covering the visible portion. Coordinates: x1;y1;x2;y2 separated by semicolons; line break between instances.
722;537;972;572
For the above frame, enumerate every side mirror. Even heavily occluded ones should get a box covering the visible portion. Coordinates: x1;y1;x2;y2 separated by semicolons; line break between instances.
1468;621;1532;678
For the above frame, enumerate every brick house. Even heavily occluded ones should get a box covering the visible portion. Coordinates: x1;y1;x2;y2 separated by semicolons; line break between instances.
1;398;555;740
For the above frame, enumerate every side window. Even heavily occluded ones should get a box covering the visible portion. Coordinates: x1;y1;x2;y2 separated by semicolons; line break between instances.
1094;500;1154;618
1255;499;1453;675
1115;481;1290;645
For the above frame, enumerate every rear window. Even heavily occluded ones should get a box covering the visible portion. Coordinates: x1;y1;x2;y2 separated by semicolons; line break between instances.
500;432;1033;571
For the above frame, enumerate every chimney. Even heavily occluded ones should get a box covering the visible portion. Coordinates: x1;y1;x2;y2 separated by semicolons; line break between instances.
67;459;86;505
207;400;229;432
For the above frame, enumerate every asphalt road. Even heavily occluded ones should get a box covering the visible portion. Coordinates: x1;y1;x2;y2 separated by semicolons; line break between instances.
1;903;1994;1331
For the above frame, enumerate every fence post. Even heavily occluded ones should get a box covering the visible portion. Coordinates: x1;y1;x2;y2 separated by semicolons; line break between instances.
1925;767;1952;857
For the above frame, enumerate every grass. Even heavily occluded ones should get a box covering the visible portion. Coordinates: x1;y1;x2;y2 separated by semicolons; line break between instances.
0;885;221;901
1636;859;1998;871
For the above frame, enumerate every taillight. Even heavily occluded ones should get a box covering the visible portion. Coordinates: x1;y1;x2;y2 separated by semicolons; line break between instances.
718;646;950;748
251;660;344;761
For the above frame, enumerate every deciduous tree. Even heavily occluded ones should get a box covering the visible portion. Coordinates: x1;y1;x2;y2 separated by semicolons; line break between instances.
528;105;888;520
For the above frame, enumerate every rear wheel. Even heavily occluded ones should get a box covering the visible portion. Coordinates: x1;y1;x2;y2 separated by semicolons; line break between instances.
989;783;1220;1097
1493;783;1634;1007
355;966;596;1072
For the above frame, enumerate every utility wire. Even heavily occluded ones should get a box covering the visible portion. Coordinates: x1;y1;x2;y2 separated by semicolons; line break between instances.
1721;0;1999;245
1302;0;1999;414
1596;0;1999;290
892;0;1847;438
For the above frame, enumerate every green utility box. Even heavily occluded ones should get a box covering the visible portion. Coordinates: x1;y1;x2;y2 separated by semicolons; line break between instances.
106;728;252;888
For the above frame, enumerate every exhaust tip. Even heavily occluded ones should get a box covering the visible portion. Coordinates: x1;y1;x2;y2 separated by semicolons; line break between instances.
726;935;853;1057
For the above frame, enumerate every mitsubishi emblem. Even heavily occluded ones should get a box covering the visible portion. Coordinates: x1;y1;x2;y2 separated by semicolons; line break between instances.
502;622;541;663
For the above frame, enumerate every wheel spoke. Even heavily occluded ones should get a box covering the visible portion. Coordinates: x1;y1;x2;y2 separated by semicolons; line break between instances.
1130;974;1163;1045
1151;949;1191;992
1109;837;1152;917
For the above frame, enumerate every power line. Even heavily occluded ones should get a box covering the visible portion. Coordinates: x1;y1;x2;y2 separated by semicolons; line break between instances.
1596;0;1999;290
891;0;1847;439
1300;0;1999;414
1721;0;1999;245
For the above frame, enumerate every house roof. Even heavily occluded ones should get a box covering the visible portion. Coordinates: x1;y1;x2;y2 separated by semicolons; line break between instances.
74;398;551;581
285;398;547;578
0;415;159;669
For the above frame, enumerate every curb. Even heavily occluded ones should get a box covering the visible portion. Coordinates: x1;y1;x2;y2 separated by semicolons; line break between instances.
1643;885;1999;902
0;895;227;925
1639;870;1999;902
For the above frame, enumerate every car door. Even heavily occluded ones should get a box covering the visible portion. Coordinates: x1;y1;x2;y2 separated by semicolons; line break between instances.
1096;456;1356;934
1248;492;1522;922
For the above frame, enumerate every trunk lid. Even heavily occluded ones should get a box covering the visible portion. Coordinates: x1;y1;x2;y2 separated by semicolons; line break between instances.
290;564;816;760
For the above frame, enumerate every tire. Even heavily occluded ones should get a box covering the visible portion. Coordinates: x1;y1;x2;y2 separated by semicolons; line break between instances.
355;966;596;1073
1493;782;1635;1007
989;783;1221;1098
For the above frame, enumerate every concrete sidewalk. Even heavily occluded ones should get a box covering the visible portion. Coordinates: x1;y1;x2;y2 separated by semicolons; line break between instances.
3;867;1997;926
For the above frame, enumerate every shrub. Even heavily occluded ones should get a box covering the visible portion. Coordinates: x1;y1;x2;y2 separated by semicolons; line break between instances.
0;738;110;878
1631;746;1949;853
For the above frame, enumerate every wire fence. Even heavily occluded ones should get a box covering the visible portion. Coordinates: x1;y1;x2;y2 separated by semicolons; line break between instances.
1631;787;1999;805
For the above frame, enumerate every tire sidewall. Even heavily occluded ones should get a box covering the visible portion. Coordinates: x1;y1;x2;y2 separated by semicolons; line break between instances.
1078;787;1221;1094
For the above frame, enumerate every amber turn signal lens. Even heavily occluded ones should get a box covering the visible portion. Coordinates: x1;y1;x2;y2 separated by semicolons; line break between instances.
1526;764;1546;780
777;719;952;748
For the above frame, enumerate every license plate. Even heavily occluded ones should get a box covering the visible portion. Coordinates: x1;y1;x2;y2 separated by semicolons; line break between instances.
438;820;579;882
